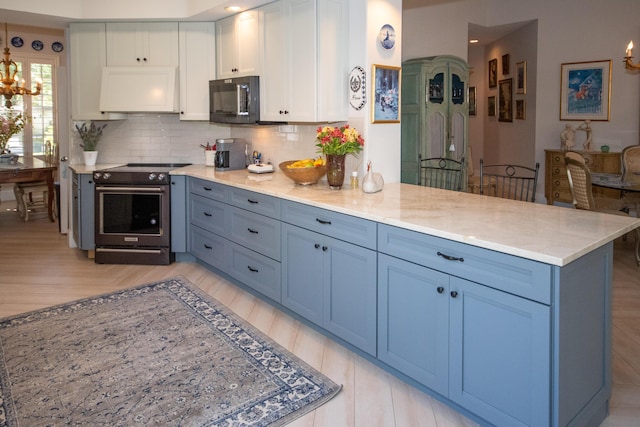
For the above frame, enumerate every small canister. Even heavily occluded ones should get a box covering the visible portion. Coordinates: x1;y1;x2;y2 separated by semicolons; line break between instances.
205;150;216;166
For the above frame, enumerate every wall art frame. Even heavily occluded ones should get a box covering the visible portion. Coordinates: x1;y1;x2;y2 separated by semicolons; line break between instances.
372;64;401;123
488;58;498;88
516;61;526;94
516;99;526;120
468;86;477;116
502;53;510;75
488;96;496;117
560;59;611;121
498;78;513;122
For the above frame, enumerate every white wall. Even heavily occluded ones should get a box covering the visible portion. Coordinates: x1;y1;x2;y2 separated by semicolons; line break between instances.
403;0;640;202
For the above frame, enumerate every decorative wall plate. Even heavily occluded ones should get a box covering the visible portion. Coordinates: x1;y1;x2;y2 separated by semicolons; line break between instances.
11;36;23;48
349;66;366;111
378;24;396;50
52;42;64;52
31;40;44;51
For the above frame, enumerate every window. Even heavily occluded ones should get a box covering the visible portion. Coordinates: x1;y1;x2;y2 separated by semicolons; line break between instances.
0;54;57;156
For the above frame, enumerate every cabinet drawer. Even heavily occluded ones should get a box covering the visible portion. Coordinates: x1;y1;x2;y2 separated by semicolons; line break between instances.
229;187;281;219
189;194;227;236
229;206;281;261
378;224;552;304
228;241;281;302
189;225;227;271
189;177;228;201
281;200;377;250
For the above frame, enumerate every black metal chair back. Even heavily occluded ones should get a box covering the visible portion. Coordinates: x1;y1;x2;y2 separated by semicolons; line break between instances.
479;159;540;202
419;157;465;191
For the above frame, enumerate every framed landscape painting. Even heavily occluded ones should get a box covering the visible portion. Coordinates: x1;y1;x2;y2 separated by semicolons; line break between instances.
560;60;611;121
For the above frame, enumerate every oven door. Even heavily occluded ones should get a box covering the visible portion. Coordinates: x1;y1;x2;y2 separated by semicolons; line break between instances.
95;185;170;248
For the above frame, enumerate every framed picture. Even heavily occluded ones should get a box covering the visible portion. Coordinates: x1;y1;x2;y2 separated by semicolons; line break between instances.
488;96;496;117
372;64;401;123
468;86;477;116
516;61;526;94
498;78;513;122
502;54;510;75
488;58;498;88
516;99;526;120
560;60;611;121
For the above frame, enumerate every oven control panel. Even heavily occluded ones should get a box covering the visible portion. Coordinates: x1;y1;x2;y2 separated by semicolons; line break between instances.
93;171;171;184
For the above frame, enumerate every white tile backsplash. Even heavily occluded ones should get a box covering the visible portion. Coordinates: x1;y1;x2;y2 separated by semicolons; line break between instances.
71;114;357;173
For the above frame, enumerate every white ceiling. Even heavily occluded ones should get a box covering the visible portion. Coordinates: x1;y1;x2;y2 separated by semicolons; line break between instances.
0;1;528;47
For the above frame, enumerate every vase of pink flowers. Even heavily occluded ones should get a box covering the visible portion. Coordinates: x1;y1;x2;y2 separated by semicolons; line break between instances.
0;112;26;155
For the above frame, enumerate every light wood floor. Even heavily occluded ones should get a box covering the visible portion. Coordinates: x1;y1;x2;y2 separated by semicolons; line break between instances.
1;202;639;427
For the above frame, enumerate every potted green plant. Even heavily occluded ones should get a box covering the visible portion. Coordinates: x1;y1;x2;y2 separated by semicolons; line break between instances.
75;121;107;166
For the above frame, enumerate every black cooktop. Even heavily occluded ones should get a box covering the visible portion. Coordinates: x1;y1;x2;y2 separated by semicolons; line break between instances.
100;163;192;173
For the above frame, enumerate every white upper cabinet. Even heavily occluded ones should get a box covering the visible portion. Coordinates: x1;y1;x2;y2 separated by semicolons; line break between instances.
106;22;179;67
216;10;261;78
69;23;126;120
178;22;216;121
260;0;348;123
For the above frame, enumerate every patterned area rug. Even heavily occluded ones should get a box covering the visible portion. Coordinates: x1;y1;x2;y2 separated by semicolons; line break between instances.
0;277;341;426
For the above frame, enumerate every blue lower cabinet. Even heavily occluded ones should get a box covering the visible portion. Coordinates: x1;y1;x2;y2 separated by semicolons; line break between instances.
448;276;550;427
378;253;551;426
228;241;281;303
282;223;377;356
189;225;227;271
377;254;450;395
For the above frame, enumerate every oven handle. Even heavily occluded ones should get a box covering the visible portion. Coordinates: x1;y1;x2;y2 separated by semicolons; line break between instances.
95;186;166;192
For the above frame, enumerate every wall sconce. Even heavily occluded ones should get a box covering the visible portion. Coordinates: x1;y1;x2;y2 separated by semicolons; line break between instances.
624;40;640;70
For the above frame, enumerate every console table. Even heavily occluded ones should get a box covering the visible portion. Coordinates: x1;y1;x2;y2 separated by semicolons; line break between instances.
545;149;621;205
0;157;57;221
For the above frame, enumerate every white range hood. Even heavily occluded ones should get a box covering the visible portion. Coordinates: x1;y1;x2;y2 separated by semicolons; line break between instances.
99;67;179;113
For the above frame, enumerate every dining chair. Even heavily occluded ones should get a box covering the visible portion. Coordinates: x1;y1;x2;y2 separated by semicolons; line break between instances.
419;156;465;191
621;145;640;214
479;159;540;202
565;155;640;265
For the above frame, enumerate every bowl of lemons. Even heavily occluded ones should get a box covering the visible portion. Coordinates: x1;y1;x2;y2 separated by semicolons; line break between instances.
279;157;327;185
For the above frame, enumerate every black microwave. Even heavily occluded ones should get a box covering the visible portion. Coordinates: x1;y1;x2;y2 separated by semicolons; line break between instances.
209;76;260;124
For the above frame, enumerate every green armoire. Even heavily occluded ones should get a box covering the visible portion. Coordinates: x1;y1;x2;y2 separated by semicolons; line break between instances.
401;56;470;186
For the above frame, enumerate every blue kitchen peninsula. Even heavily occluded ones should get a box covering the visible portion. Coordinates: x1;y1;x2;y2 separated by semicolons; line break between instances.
170;165;638;427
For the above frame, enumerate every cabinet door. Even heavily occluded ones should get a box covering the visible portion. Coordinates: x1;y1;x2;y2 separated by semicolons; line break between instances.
106;22;178;67
235;10;261;76
178;22;216;121
378;254;449;394
448;276;550;427
284;0;317;122
324;236;377;356
281;223;324;325
80;174;95;250
215;16;237;79
69;23;125;120
216;11;260;78
260;1;287;121
170;175;187;253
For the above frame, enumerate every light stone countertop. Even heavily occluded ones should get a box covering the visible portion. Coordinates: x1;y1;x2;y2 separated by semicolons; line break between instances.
170;165;640;267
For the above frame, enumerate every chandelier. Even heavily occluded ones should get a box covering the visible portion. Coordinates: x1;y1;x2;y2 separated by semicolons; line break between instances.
1;23;41;108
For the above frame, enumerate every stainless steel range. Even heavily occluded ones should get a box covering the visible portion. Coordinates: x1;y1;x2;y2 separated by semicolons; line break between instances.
93;163;190;265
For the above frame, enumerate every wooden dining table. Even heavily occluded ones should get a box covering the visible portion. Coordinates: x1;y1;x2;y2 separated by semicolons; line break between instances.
0;156;57;222
591;172;640;192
